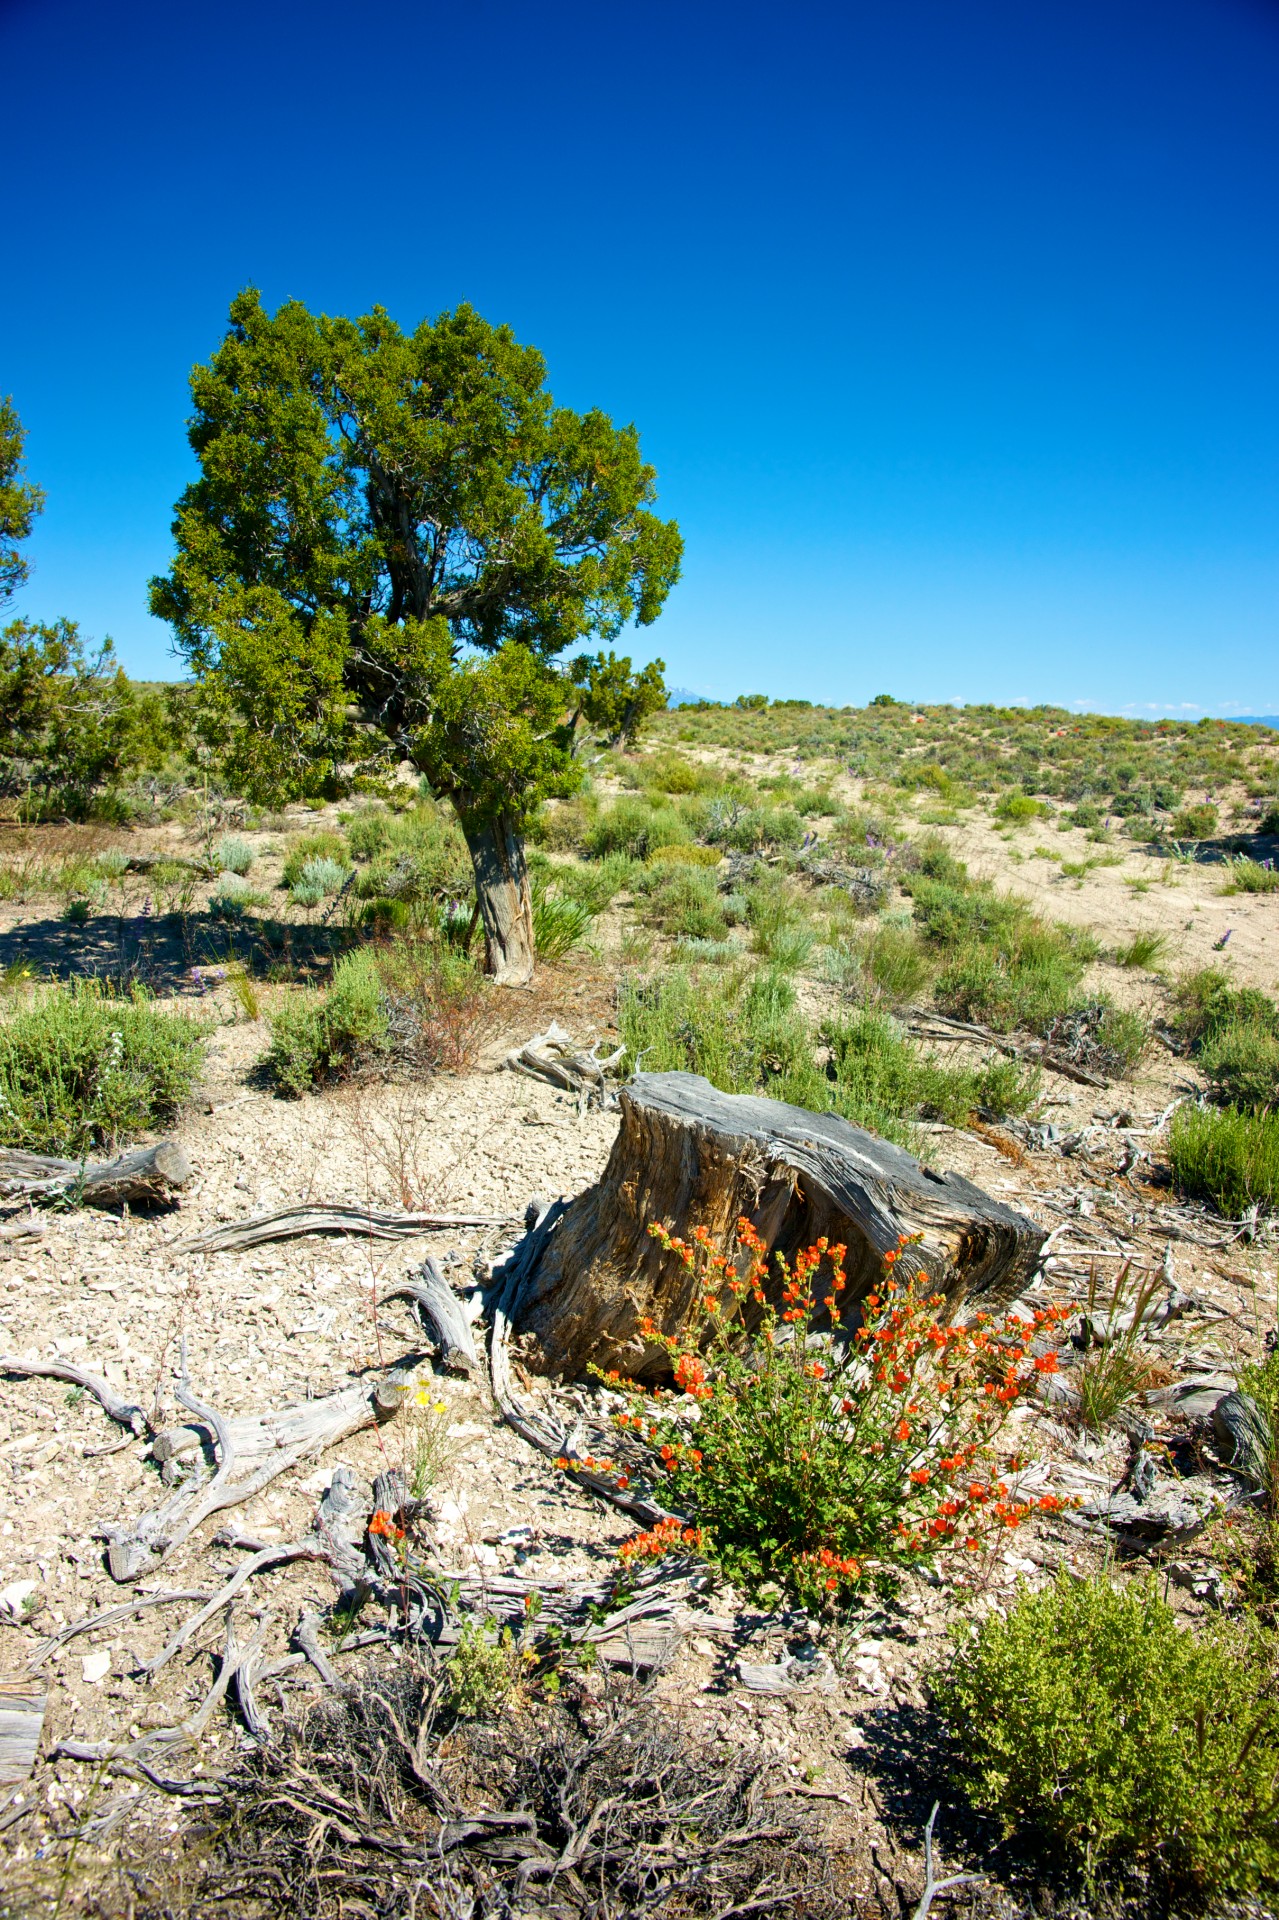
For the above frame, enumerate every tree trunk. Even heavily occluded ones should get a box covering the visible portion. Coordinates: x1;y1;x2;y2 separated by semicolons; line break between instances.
458;809;534;986
514;1071;1047;1382
0;1141;193;1207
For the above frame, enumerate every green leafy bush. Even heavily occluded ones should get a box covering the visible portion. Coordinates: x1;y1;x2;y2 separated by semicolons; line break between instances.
0;982;206;1154
550;852;640;912
265;950;390;1095
1169;1105;1279;1213
995;792;1049;823
606;1223;1068;1608
1173;801;1219;839
931;1573;1279;1896
641;865;730;942
619;966;825;1108
1174;970;1279;1113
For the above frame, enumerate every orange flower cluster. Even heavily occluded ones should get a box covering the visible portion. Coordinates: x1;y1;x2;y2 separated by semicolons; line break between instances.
368;1509;404;1542
793;1545;864;1592
617;1516;704;1563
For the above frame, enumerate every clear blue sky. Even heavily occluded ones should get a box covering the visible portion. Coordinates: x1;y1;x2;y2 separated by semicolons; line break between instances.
3;0;1277;715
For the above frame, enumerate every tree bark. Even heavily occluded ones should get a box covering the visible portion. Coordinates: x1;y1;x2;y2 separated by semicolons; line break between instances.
515;1071;1047;1382
458;809;534;986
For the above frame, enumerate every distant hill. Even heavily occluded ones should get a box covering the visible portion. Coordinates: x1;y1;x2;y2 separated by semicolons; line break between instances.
1236;716;1279;730
667;687;712;707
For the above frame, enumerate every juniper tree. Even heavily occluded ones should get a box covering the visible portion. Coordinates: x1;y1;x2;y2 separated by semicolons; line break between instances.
150;292;682;981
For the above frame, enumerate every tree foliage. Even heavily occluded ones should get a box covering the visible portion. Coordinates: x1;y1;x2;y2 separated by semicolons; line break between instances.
569;648;667;746
149;291;682;817
0;395;45;607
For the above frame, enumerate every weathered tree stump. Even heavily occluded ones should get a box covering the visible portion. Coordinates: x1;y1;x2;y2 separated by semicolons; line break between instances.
517;1072;1046;1381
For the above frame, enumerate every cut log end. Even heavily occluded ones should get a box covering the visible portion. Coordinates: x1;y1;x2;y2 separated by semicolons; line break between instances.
516;1072;1046;1382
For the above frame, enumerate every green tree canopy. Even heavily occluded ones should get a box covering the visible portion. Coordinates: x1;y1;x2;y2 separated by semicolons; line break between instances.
150;290;682;978
0;396;45;607
569;649;667;748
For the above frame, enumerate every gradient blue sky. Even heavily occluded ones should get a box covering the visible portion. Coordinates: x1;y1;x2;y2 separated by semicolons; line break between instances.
3;0;1277;714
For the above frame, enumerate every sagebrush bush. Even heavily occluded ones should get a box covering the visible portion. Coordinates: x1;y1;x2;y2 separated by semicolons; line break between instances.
213;833;255;875
0;982;206;1155
586;796;690;861
619;966;825;1108
1174;970;1279;1113
931;1573;1279;1895
280;831;350;888
641;865;730;942
601;1223;1068;1608
1170;1104;1279;1213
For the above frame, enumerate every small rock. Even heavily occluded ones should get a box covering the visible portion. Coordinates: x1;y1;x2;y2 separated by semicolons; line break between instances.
81;1651;111;1685
0;1579;37;1621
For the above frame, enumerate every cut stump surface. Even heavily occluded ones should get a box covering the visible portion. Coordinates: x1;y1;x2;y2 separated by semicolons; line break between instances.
518;1072;1046;1381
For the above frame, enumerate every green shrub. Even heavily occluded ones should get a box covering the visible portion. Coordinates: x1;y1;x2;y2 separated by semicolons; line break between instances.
931;1573;1279;1896
859;921;933;1004
280;831;350;887
1173;801;1219;840
995;792;1050;824
550;852;640;912
645;841;722;868
1174;970;1279;1112
619;966;825;1108
359;896;411;936
1262;804;1279;836
586;796;690;861
213;833;255;875
822;1009;1039;1149
642;865;729;942
344;807;391;860
638;749;717;795
1170;1104;1279;1213
265;949;390;1095
210;874;269;919
528;793;597;852
0;982;206;1155
94;849;129;879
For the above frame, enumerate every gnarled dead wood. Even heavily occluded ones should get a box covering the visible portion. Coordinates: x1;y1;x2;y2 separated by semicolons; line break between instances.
0;1678;45;1787
504;1022;625;1110
381;1257;479;1373
0;1141;192;1207
903;1007;1110;1089
174;1202;513;1255
106;1364;414;1583
0;1354;148;1436
517;1071;1047;1381
490;1270;674;1529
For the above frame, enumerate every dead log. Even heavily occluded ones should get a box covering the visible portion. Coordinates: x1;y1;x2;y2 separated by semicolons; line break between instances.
0;1677;45;1787
516;1071;1046;1382
0;1141;192;1207
175;1202;513;1255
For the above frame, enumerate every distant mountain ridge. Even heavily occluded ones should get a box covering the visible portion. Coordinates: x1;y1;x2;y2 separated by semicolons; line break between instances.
1236;716;1279;730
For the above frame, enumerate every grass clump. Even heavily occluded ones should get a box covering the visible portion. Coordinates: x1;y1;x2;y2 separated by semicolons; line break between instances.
1115;928;1170;969
1174;969;1279;1114
531;887;595;961
931;1572;1279;1897
619;966;824;1108
0;981;206;1155
1220;856;1279;894
1169;1105;1279;1214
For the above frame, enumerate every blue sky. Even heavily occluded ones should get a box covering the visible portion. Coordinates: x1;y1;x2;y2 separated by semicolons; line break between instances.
3;0;1277;715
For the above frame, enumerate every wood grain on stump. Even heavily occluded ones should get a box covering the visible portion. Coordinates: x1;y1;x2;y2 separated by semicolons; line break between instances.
518;1072;1046;1381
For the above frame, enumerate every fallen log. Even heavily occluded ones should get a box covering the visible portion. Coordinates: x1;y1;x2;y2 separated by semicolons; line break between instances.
174;1202;513;1255
0;1141;192;1207
903;1007;1110;1089
516;1071;1046;1381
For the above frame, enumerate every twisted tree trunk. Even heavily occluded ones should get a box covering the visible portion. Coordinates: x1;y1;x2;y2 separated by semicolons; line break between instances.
516;1072;1047;1382
458;809;534;986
